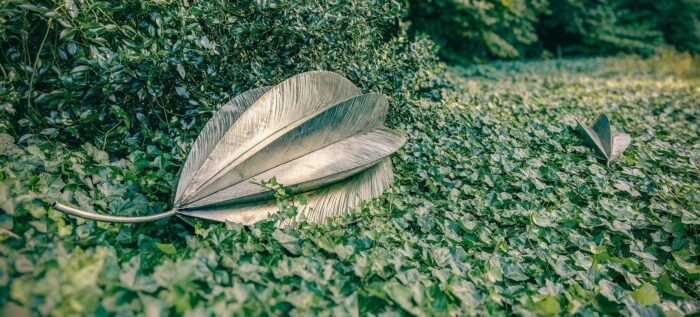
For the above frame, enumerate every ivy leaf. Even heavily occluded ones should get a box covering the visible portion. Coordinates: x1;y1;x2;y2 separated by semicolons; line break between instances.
272;229;300;255
528;296;562;315
630;284;660;305
155;243;177;255
657;273;693;300
176;64;186;79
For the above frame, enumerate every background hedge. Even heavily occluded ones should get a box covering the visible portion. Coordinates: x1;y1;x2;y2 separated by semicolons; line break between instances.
407;0;700;62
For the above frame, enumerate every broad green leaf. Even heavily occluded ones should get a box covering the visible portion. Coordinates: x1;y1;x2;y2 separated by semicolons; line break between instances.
657;273;693;300
630;284;660;305
529;296;561;315
155;243;177;255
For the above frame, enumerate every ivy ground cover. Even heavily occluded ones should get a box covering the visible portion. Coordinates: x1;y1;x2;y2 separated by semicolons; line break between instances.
1;56;699;316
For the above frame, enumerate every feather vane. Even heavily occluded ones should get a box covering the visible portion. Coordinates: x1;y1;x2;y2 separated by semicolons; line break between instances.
576;113;631;163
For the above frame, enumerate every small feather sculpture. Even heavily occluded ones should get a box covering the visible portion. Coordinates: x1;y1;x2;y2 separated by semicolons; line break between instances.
54;71;406;225
576;113;631;164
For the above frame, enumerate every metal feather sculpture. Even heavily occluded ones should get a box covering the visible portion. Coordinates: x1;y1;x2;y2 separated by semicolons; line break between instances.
576;113;631;164
53;71;406;225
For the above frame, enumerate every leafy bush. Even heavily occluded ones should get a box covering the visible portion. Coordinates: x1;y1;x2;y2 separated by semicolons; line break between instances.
633;0;700;53
407;0;548;61
539;0;664;55
0;0;440;151
408;0;700;61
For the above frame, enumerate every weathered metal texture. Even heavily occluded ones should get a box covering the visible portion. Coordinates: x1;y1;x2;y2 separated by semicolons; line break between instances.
53;71;406;225
576;113;631;164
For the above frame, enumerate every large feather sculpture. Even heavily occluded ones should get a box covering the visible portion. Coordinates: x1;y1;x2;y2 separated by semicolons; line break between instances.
53;71;406;225
576;113;631;164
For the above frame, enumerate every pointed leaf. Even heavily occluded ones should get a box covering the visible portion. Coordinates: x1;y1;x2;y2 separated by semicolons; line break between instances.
630;284;660;305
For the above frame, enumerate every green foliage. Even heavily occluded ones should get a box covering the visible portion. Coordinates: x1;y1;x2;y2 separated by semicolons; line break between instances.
407;0;547;61
653;0;700;52
408;0;700;61
630;284;661;305
540;0;664;56
1;0;699;315
0;0;439;151
3;49;700;316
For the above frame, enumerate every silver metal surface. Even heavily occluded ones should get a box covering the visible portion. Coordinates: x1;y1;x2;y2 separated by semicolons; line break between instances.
176;86;272;201
180;158;395;225
184;127;405;208
576;113;631;163
53;71;405;225
177;71;362;204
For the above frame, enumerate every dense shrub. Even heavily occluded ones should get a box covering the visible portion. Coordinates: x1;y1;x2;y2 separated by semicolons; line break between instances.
538;0;700;56
539;0;664;55
630;0;700;53
0;0;441;152
407;0;700;61
407;0;548;61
